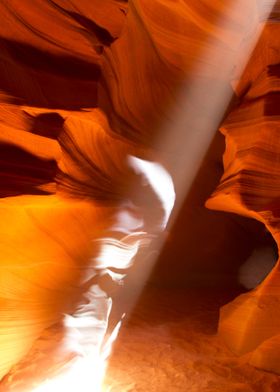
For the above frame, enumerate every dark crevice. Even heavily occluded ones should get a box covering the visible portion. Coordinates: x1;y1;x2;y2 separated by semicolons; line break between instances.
27;112;65;140
0;142;58;197
0;38;100;80
67;12;115;46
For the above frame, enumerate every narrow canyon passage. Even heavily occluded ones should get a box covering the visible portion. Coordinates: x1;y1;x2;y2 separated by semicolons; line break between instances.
1;1;280;391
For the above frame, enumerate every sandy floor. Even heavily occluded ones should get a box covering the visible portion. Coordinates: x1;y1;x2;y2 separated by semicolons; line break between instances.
2;287;280;392
104;288;280;392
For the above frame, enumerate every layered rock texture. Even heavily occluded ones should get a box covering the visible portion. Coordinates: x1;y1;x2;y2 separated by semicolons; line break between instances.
206;5;280;376
0;0;280;390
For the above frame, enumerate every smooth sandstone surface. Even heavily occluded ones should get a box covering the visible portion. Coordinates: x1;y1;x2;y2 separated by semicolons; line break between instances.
0;0;279;389
206;20;280;373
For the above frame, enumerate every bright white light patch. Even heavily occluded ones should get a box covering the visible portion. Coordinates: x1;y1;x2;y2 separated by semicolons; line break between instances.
32;355;105;392
128;156;175;230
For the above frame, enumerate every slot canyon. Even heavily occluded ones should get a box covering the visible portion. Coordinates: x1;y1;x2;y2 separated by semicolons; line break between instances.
0;1;280;391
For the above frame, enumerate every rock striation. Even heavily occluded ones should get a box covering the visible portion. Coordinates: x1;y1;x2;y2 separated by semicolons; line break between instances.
206;10;280;373
0;0;280;388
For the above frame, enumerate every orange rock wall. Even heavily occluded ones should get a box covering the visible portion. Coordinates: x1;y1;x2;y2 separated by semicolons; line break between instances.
206;9;280;374
0;0;279;386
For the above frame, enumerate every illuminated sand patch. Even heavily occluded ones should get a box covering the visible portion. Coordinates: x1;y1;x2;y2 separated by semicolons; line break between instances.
104;288;280;392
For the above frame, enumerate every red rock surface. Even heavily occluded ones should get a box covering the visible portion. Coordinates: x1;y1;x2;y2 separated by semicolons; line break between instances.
0;0;280;390
206;13;280;375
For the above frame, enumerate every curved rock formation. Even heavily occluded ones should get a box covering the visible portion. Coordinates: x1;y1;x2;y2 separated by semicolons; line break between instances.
0;0;279;389
100;0;257;147
206;13;280;373
0;1;175;387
